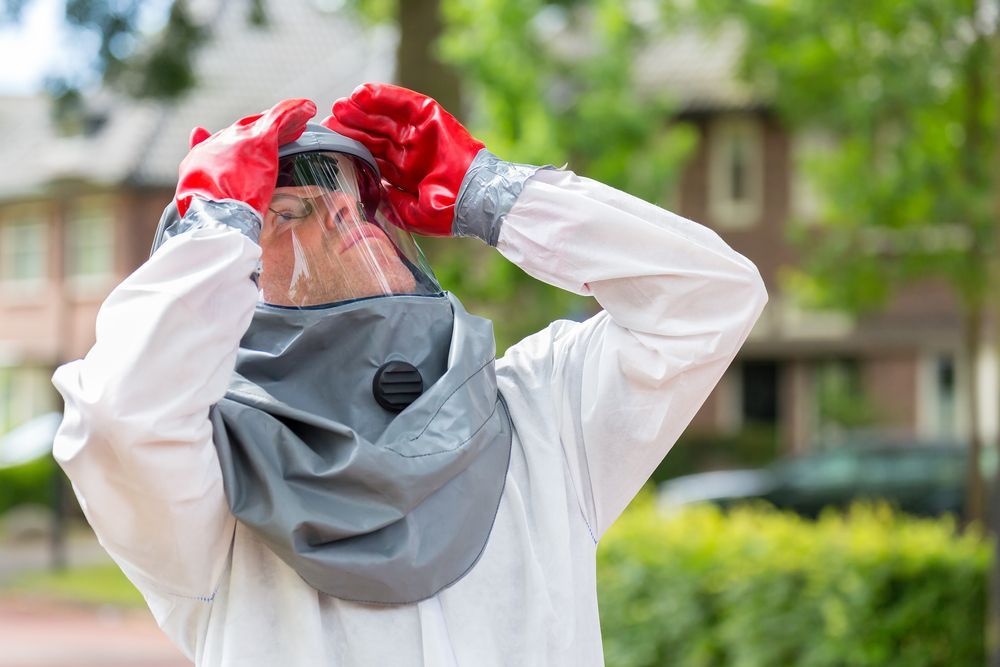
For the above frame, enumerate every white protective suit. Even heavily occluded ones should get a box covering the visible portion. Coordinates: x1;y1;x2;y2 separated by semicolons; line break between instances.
53;167;767;666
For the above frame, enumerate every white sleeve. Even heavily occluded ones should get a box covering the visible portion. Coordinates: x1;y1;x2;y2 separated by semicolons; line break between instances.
496;168;767;537
52;217;261;598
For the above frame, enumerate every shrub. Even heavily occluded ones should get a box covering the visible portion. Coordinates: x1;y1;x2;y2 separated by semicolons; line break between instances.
0;456;55;516
650;425;780;485
597;497;991;667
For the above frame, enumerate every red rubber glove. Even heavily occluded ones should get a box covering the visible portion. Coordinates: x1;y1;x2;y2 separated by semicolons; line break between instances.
175;98;317;218
321;83;485;236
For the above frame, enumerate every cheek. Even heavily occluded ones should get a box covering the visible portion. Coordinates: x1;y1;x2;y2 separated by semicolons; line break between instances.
260;234;294;275
370;245;417;292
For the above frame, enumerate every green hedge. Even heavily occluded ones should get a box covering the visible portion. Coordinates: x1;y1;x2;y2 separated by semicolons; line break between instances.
649;425;780;485
597;497;991;667
0;456;55;516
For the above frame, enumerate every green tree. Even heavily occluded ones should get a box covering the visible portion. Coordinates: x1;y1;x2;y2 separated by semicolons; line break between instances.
1;0;207;131
2;0;465;133
426;0;696;347
349;0;697;347
4;0;696;346
413;0;701;351
692;0;998;523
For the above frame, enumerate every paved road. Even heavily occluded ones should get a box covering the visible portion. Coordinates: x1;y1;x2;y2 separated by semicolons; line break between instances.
0;598;191;667
0;525;190;666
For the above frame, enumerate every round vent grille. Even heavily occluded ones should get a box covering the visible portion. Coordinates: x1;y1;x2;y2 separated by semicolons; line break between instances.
372;361;424;412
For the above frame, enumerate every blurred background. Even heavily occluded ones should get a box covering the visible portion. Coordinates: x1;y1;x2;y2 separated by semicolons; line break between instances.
0;0;997;665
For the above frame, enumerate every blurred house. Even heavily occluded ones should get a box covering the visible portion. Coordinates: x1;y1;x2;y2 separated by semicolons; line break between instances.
637;26;989;453
0;0;394;435
0;3;985;454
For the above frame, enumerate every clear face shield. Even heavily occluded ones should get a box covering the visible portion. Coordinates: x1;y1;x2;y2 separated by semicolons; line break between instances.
258;151;440;308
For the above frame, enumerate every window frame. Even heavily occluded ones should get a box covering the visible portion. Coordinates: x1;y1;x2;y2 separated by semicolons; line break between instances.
0;205;49;292
0;364;57;435
65;196;117;289
707;113;765;230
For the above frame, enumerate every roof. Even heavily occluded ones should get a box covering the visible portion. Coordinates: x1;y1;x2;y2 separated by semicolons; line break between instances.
0;4;750;200
0;0;395;200
635;24;759;112
132;0;397;186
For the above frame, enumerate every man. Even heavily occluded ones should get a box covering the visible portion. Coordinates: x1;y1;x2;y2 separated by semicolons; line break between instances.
53;84;766;666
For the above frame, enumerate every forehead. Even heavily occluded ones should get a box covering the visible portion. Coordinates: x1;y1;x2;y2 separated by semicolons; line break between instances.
271;185;332;198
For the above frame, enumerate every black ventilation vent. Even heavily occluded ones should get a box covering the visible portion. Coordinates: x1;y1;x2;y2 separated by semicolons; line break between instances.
372;361;424;412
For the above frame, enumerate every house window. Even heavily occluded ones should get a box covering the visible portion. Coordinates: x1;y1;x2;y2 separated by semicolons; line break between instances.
718;360;780;435
0;365;55;435
708;115;764;229
813;358;874;445
919;353;963;440
0;211;48;286
791;131;835;224
742;360;779;426
66;198;115;280
934;355;957;436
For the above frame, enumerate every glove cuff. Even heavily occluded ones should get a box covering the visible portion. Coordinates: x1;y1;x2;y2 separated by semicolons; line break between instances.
453;149;551;246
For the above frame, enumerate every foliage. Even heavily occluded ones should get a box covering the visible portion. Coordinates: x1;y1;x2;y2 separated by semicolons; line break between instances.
419;236;591;352
349;0;700;347
650;424;780;484
597;496;992;667
814;359;879;437
0;456;54;516
425;0;697;345
5;563;146;607
440;0;695;198
120;0;204;99
1;0;207;130
688;0;998;522
5;0;698;344
345;0;399;24
690;0;997;314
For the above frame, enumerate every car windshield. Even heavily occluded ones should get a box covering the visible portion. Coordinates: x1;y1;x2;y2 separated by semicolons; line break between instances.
777;445;965;489
778;450;859;489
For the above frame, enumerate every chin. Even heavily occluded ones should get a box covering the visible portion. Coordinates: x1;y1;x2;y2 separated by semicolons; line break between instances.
388;272;418;295
260;281;293;306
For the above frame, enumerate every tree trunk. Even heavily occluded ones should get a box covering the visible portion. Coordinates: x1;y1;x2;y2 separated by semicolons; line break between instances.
987;19;1000;667
960;9;987;527
395;0;464;117
964;305;985;524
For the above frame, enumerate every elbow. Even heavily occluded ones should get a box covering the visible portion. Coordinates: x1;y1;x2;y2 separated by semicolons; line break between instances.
744;260;769;320
724;260;768;355
724;249;767;321
52;359;193;466
702;258;768;362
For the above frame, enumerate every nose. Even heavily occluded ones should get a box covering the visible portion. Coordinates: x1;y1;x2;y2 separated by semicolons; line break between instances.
329;201;354;227
322;192;365;229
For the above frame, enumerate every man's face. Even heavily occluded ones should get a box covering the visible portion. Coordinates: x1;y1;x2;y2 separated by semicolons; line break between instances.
258;185;417;306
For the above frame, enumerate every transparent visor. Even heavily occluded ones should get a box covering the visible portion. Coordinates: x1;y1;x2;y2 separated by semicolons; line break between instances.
258;151;440;308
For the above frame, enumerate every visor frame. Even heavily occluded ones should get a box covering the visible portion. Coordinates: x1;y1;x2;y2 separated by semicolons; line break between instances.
278;123;380;180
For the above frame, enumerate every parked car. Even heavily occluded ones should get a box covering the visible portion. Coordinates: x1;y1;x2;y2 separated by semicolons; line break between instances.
658;441;966;517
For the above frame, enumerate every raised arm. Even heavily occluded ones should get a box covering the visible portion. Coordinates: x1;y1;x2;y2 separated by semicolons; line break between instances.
494;165;766;537
323;83;766;539
52;99;315;597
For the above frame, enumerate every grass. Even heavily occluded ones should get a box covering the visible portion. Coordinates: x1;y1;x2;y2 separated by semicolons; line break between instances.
4;563;146;608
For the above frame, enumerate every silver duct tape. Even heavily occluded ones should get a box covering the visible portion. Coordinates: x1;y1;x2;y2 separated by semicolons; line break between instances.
453;149;553;246
155;198;263;250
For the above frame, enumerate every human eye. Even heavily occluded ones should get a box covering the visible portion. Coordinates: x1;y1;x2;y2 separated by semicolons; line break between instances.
268;208;297;224
268;196;311;222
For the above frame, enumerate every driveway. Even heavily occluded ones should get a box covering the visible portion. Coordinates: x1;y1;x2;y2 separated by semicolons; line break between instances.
0;597;191;667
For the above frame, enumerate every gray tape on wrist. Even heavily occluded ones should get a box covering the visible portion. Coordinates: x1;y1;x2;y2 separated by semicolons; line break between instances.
168;198;263;245
156;198;263;284
453;149;552;246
